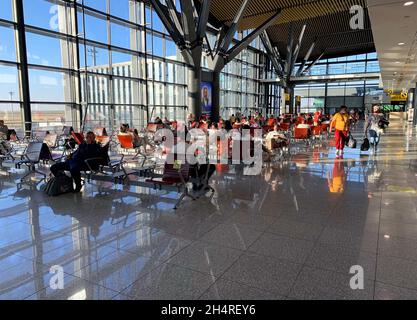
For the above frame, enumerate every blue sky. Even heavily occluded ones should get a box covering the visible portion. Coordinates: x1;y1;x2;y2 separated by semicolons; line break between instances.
0;0;168;102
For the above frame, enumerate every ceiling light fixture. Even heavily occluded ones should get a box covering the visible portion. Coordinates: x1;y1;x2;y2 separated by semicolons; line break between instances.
398;42;406;46
404;1;414;6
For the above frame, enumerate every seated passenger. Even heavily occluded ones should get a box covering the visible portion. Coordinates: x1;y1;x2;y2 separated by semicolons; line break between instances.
51;131;105;193
296;122;311;129
120;123;130;133
265;125;288;143
224;120;233;132
0;120;8;140
132;129;141;148
0;140;12;156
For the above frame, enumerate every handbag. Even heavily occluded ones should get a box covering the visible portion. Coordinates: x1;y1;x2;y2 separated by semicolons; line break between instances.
347;133;357;149
361;138;370;151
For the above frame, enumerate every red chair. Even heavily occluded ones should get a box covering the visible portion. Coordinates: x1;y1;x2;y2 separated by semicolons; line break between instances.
267;118;276;127
71;132;85;145
146;161;195;209
118;134;134;149
321;123;330;132
292;127;312;146
96;135;110;146
294;127;311;140
279;122;291;132
311;126;324;141
262;125;273;134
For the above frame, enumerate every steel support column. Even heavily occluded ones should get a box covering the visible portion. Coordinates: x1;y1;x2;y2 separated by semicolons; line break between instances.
413;84;417;126
211;71;221;122
188;67;202;119
14;0;32;137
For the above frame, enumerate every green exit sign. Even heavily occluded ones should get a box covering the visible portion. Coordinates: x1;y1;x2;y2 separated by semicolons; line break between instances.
381;104;405;112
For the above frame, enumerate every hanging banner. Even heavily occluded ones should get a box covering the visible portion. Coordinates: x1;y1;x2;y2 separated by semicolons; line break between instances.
201;82;213;117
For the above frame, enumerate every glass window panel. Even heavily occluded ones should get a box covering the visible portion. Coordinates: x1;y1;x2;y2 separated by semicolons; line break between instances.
310;64;327;75
79;44;110;74
154;83;165;105
153;60;164;81
147;59;153;79
26;32;74;68
294;87;309;97
346;61;365;73
0;103;22;129
327;83;346;96
151;10;164;33
110;0;136;21
326;97;345;112
152;35;164;57
112;50;144;79
0;25;16;62
111;21;137;49
345;82;365;96
345;96;363;109
308;85;326;97
83;12;108;44
167;63;175;83
367;61;380;73
84;104;112;130
0;0;13;21
80;0;107;13
167;85;175;106
82;73;110;104
0;65;20;100
328;63;346;75
31;104;73;127
166;40;180;61
29;69;74;103
24;0;70;33
113;78;142;104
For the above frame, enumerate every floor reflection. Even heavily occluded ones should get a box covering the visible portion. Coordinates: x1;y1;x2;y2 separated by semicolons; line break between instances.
2;118;417;299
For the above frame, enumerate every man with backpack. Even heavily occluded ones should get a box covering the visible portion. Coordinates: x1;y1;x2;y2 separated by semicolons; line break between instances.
50;131;105;193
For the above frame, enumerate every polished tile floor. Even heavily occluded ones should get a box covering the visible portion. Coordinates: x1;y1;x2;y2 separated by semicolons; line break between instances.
2;118;417;300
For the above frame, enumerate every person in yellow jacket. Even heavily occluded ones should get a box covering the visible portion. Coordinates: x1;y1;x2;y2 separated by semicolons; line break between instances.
330;106;350;158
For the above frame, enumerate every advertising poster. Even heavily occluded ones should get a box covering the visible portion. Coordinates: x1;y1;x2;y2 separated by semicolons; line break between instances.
201;82;212;117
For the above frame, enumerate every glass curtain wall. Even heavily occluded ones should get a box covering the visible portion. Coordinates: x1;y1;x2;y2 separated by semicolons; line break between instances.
294;53;381;114
219;30;263;119
0;0;23;132
0;0;265;132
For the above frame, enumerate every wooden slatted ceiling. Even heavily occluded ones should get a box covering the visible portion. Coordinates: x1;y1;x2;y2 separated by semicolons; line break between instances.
203;0;375;61
267;9;374;61
208;0;368;29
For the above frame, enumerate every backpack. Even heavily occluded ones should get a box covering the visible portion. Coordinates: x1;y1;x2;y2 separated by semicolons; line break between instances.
361;138;370;152
43;174;74;196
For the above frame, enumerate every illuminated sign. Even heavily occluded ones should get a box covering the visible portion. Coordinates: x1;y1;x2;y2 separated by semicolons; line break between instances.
381;104;406;112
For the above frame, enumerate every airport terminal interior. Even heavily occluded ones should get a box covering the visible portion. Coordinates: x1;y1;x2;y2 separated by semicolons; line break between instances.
2;0;417;300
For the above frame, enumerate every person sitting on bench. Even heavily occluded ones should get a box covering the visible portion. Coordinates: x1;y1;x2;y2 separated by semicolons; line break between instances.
50;131;104;193
0;120;8;140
